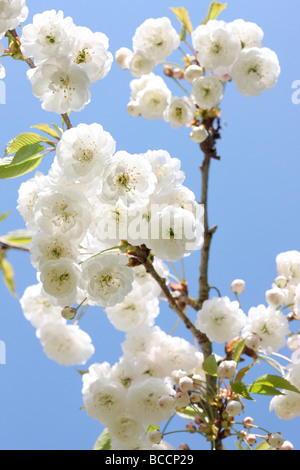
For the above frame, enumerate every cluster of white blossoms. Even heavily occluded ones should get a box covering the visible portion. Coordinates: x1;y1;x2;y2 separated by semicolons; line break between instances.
116;17;280;141
82;322;206;450
18;122;203;367
20;9;113;114
0;0;28;78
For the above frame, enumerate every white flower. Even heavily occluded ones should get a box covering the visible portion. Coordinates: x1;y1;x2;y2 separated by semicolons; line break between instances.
83;377;127;424
147;205;203;262
184;65;204;84
20;10;75;61
132;17;180;65
294;284;300;318
56;123;115;183
196;297;246;344
231;279;246;295
127;377;176;425
270;391;300;420
108;415;146;445
20;283;65;329
33;187;91;242
231;47;280;96
265;287;287;309
129;73;171;120
105;289;159;332
100;151;157;209
30;232;79;269
191;20;241;71
163;96;194;129
226;400;242;417
27;56;91;114
242;304;289;353
82;362;113;395
127;50;155;78
81;254;134;307
70;26;113;83
145;149;185;202
0;42;5;79
189;125;209;144
218;360;237;381
0;0;28;39
17;172;49;230
276;251;300;282
115;47;132;70
38;323;94;366
192;75;224;109
229;19;264;49
39;259;81;307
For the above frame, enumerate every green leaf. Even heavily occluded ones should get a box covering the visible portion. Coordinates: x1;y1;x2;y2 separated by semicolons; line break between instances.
93;428;112;451
255;441;274;451
232;338;246;364
12;143;45;165
3;229;34;245
4;132;47;156
235;441;245;451
247;384;284;396
170;7;193;41
0;212;10;223
249;374;300;395
202;354;218;377
52;123;63;136
235;363;255;383
147;425;160;433
31;124;61;141
203;1;227;24
76;369;88;376
0;256;17;297
0;154;42;179
230;381;255;401
177;406;197;421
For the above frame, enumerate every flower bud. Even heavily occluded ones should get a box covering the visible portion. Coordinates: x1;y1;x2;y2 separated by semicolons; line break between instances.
158;395;176;410
127;101;141;117
243;417;254;429
163;65;174;77
173;68;185;79
246;434;257;446
218;360;237;382
189;125;209;144
185;423;197;433
115;47;132;70
61;306;76;320
178;443;190;451
148;430;163;445
269;433;284;449
226;400;242;417
175;391;190;408
179;376;194;393
184;64;204;84
231;279;245;294
280;441;294;451
274;276;288;289
287;335;300;351
171;369;188;385
266;288;285;309
243;331;262;350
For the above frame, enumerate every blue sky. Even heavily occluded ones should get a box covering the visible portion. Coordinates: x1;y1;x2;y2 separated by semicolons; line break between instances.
0;0;300;450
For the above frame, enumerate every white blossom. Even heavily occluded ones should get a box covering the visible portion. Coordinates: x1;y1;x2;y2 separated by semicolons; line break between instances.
39;259;81;307
192;75;224;110
127;377;176;425
81;254;134;307
21;10;75;61
184;65;204;84
196;297;246;344
126;50;155;78
270;391;300;420
70;26;113;83
30;232;79;269
0;0;28;39
17;172;49;230
100;151;157;209
20;283;65;329
229;19;264;49
129;73;171;120
56;123;116;183
108;415;146;445
231;47;280;97
191;20;241;71
163;96;195;129
132;17;180;65
242;304;289;353
115;47;132;70
38;323;94;366
27;56;91;114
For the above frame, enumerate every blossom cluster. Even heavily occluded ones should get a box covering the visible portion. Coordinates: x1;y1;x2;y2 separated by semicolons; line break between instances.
18;122;203;364
19;9;113;114
116;17;280;141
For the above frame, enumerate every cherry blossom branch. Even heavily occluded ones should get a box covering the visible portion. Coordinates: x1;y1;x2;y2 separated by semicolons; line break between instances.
8;29;73;130
0;237;30;252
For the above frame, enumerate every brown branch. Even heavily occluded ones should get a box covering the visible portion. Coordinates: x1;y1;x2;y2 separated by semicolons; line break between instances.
8;29;73;130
